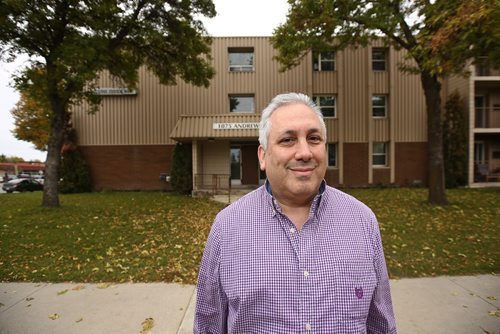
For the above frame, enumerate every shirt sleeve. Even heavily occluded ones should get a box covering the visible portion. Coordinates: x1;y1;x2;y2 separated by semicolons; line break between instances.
367;214;398;334
194;220;228;334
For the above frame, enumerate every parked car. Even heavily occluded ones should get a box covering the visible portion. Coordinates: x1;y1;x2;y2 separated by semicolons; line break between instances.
2;178;43;193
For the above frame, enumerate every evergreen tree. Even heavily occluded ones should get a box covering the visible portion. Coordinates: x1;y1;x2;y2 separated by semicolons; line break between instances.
59;148;92;194
443;92;468;188
170;143;193;195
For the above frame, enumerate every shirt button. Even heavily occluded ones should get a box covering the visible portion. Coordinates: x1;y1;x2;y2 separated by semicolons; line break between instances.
305;323;312;331
304;270;310;278
290;227;296;233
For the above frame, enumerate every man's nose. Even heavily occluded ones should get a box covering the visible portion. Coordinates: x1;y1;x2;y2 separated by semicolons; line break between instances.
295;139;313;161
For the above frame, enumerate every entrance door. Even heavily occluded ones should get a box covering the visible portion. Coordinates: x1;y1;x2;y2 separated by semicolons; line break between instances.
230;147;241;185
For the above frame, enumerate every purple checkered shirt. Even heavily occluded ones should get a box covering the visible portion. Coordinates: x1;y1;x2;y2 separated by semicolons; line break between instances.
195;182;397;333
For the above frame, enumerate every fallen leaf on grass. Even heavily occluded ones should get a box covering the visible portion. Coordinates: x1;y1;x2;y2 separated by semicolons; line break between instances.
72;285;86;291
139;317;154;334
48;313;60;320
488;310;500;318
57;289;68;295
75;317;83;323
486;296;497;301
26;297;34;301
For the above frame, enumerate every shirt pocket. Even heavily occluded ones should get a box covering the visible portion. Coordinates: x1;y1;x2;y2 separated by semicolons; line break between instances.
333;258;377;321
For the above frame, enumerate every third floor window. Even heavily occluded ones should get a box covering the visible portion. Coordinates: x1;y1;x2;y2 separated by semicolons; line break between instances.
313;51;335;71
228;47;254;72
372;48;387;71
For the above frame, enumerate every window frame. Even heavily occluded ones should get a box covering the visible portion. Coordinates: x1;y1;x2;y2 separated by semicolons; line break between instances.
372;95;387;118
372;48;387;71
327;143;337;168
373;142;389;167
228;47;254;72
313;51;335;72
229;94;255;113
313;95;336;118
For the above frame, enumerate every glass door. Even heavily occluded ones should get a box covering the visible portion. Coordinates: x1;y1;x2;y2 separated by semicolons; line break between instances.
230;147;241;185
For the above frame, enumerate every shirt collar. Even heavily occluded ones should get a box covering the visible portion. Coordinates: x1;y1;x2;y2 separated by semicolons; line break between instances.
264;179;326;216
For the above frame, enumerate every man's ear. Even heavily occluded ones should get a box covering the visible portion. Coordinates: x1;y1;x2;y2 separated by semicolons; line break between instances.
257;145;266;171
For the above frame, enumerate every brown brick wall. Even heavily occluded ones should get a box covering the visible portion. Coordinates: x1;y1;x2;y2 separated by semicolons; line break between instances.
325;168;340;186
343;143;369;186
373;168;391;185
80;145;174;191
395;142;428;186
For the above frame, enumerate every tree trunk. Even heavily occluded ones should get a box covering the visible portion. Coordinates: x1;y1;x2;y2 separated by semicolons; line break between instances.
420;72;449;205
42;65;67;207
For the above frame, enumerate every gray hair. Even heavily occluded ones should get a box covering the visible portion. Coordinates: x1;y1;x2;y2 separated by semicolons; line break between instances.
258;92;327;150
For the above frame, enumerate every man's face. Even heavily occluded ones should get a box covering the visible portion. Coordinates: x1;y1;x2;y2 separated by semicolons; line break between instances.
258;103;327;205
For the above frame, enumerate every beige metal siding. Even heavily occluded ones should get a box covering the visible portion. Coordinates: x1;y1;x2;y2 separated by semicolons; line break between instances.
202;141;230;175
312;72;338;92
373;119;390;141
391;50;427;142
325;119;339;141
341;46;369;142
73;37;428;147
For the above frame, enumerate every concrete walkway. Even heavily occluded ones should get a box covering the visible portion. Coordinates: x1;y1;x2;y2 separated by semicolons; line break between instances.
0;275;499;333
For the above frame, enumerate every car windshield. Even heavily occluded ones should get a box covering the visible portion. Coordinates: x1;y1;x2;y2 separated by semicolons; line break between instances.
8;179;25;184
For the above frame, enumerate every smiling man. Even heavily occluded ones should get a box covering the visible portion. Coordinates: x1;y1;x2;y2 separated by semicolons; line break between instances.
194;93;397;333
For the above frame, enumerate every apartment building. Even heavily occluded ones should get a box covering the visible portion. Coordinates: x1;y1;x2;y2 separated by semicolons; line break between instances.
445;58;500;187
72;37;436;192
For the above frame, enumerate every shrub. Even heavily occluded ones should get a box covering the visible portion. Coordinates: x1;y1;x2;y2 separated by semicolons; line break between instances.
59;148;92;193
443;91;468;188
170;142;192;194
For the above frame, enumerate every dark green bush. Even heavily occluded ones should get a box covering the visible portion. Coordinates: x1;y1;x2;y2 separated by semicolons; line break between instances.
443;91;468;188
59;148;92;193
170;142;192;195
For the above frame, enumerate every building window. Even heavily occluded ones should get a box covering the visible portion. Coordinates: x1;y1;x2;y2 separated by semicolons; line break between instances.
228;47;254;72
373;142;388;166
313;95;336;118
229;95;255;112
328;143;337;167
372;48;387;71
372;95;387;118
313;51;335;71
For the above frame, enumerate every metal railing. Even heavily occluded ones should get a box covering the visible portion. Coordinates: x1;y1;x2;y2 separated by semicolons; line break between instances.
194;173;231;193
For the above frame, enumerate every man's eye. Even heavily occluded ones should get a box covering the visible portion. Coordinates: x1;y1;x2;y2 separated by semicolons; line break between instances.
308;136;322;143
279;138;295;145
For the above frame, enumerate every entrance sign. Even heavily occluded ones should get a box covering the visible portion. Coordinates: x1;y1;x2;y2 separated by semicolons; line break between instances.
213;122;259;130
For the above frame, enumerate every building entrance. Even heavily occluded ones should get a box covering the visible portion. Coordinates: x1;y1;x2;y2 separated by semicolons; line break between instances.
230;143;260;186
230;147;241;185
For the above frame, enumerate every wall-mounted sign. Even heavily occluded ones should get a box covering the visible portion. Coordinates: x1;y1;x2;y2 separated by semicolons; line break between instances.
94;88;137;96
213;122;259;130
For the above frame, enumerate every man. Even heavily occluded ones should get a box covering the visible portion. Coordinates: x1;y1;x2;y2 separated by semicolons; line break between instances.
195;93;397;333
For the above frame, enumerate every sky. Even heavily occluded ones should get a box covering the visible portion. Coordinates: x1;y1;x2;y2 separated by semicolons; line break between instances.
0;0;289;162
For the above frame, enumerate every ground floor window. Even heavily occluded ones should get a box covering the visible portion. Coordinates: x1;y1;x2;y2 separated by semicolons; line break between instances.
328;143;337;167
373;142;388;166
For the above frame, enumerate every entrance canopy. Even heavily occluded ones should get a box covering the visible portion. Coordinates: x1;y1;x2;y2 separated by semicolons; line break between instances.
170;114;260;141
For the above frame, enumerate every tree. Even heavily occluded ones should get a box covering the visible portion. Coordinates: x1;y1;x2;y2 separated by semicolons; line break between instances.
443;91;467;188
0;0;216;207
170;142;193;195
11;88;50;151
272;0;500;205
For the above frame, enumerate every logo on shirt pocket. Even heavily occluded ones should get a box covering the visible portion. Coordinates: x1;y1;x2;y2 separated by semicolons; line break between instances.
355;286;363;299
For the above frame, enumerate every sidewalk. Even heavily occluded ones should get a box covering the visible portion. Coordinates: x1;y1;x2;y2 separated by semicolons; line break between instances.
0;275;498;334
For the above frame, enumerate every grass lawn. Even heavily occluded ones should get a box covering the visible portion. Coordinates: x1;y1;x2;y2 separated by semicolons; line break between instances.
0;188;498;284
